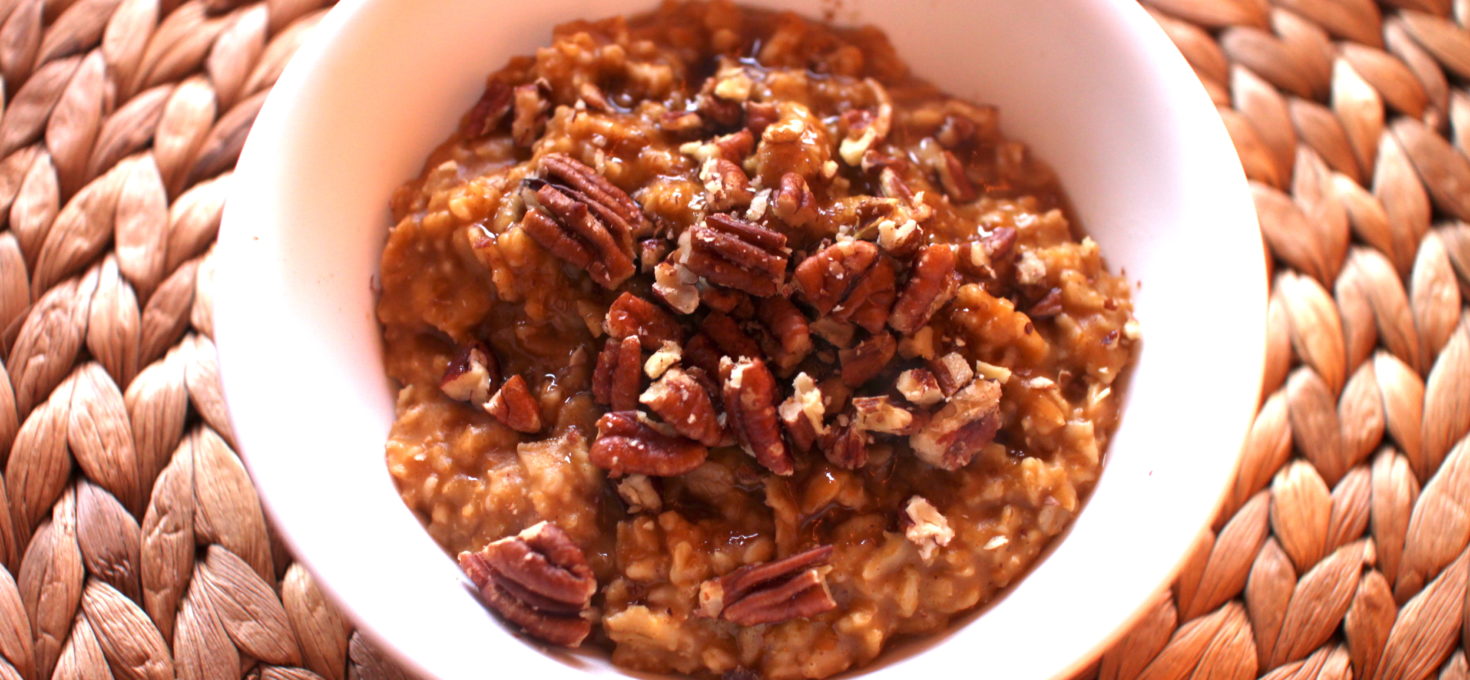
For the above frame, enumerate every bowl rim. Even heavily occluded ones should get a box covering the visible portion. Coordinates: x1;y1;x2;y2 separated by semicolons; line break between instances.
215;1;1267;678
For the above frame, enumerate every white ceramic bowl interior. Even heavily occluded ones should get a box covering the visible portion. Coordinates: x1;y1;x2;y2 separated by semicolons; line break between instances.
215;0;1265;678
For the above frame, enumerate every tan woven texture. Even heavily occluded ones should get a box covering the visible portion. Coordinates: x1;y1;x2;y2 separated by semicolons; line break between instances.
0;0;1467;678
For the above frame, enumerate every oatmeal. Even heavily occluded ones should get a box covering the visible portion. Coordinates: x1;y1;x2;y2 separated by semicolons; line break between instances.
377;2;1138;678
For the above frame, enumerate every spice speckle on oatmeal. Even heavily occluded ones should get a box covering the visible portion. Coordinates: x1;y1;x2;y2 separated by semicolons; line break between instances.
377;2;1137;678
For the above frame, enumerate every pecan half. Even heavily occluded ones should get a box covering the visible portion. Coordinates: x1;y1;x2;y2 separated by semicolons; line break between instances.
772;172;818;227
458;521;595;647
441;343;499;404
896;368;943;407
606;292;683;349
838;332;897;387
697;545;836;626
486;375;543;433
640;367;723;446
591;411;708;476
464;80;513;138
721;357;793;476
702;158;755;211
777;372;825;453
542;153;649;240
910;378;1002;470
519;180;635;289
511;80;550;147
850;396;922;435
592;336;642;411
684;213;788;297
755;297;813;374
819;422;868;469
889;244;960;334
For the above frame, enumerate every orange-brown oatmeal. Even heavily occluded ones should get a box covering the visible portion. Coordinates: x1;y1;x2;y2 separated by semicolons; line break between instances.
377;3;1139;678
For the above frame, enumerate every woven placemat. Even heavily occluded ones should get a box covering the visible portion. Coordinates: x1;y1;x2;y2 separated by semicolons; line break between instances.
0;0;1465;678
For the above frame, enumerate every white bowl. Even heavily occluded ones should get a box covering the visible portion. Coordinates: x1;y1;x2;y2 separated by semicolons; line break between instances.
215;1;1265;678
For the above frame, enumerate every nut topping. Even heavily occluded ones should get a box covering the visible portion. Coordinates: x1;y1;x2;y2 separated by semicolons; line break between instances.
755;297;813;374
703;312;762;362
721;357;793;475
591;410;708;477
772;172;818;227
910;378;1002;470
838;332;897;387
889;245;960;334
615;475;662;514
838;79;893;166
697;545;837;625
793;240;877;316
702;158;755;211
541;153;650;239
486;375;543;433
607;292;684;349
850;396;921;435
464;80;513;138
458;521;595;647
592;336;643;411
928;352;974;396
511;80;550;147
519;156;640;289
777;372;826;453
902;496;954;561
652;261;701;315
819;422;868;469
641;367;723;446
441;343;499;404
896;368;943;407
684;213;789;297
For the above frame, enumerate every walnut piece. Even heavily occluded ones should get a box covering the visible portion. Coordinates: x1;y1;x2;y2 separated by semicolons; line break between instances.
458;521;596;647
903;496;954;561
440;343;498;404
486;375;542;433
592;336;642;411
641;367;723;446
684;213;789;297
721;356;793;475
590;410;708;476
910;378;1001;470
697;545;836;626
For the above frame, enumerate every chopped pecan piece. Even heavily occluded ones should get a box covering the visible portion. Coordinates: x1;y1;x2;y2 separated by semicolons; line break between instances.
606;292;684;349
981;226;1017;262
576;81;611;112
643;340;683;379
755;297;813;374
697;545;836;626
702;158;755;211
684;213;789;297
838;332;897;387
1027;287;1064;319
777;372;825;452
772;172;818;227
458;521;595;647
794;240;876;316
721;357;793;475
703;312;761;361
744;101;779;136
591;411;708;476
910;378;1002;470
902;496;954;561
464;80;512;137
838;79;893;166
793;241;897;332
928;352;974;396
712;128;756;162
661;110;705;137
592;336;642;411
486;375;543;433
809;317;856;349
638;239;669;273
896;368;943;407
616;475;662;514
641;367;723;446
819;422;868;469
511;80;550;147
916;138;976;202
889;244;960;334
652;261;701;315
440;343;499;404
850;396;922;435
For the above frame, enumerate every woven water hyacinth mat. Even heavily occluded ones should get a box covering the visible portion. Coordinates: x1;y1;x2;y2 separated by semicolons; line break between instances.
0;0;1467;678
